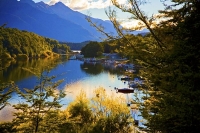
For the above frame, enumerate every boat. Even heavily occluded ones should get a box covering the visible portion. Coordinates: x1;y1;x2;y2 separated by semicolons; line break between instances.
120;76;131;81
115;88;134;93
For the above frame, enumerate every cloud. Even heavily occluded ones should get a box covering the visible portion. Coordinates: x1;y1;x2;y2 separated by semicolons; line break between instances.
48;0;60;5
67;0;89;10
120;19;145;29
47;0;131;11
48;0;113;11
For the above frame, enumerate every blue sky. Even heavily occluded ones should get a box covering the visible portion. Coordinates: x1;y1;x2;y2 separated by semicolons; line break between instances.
32;0;168;27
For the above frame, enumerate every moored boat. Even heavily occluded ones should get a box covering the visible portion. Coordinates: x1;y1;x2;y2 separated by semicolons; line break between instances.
115;88;134;93
120;76;131;81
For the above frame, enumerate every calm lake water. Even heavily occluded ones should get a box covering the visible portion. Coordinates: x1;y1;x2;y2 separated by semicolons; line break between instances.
1;56;141;122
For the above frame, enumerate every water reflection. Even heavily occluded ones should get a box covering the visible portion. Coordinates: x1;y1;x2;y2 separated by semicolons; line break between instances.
80;62;103;75
80;62;124;75
0;58;132;122
0;56;69;83
63;73;128;107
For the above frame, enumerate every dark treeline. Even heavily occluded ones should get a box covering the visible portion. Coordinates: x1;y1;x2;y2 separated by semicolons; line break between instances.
80;34;145;59
80;40;120;58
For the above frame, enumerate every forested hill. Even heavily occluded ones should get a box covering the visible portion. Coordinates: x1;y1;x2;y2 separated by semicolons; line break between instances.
62;41;90;50
0;26;70;60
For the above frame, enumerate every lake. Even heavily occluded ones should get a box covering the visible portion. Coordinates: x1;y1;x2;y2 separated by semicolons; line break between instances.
0;56;139;122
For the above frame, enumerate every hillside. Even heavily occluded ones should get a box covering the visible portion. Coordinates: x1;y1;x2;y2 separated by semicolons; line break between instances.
0;27;70;60
0;0;117;42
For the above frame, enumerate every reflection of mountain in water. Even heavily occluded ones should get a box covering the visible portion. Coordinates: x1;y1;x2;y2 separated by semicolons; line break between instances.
80;62;124;75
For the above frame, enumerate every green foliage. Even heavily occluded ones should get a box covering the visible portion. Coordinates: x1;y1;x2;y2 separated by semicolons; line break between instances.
12;71;66;133
39;110;66;133
99;41;118;53
81;41;103;57
132;2;200;133
47;39;70;54
0;52;12;61
80;40;119;56
87;0;200;132
40;50;54;58
0;82;16;110
62;90;93;133
16;54;29;61
90;88;133;133
0;27;70;60
0;122;17;133
63;88;133;133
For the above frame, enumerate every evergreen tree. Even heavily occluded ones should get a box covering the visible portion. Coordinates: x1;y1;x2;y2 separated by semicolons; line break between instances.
12;70;66;133
0;82;15;110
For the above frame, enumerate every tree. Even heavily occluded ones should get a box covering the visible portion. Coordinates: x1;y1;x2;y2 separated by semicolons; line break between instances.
12;69;66;133
64;88;133;133
63;90;93;133
144;1;200;132
0;53;16;111
100;41;118;53
0;27;69;60
0;82;15;110
86;0;200;132
81;41;103;57
90;87;133;133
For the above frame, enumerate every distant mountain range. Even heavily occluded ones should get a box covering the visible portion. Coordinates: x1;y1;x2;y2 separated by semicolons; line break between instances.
0;0;148;43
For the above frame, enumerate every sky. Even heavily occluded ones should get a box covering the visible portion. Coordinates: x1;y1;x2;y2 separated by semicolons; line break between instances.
31;0;169;27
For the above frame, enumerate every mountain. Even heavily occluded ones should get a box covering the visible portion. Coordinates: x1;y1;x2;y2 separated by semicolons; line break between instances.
35;2;116;38
0;0;116;42
131;28;149;36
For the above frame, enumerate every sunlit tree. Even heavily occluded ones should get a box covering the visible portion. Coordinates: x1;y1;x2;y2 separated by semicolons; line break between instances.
64;88;133;133
12;70;66;133
62;90;93;133
91;87;133;133
0;27;69;60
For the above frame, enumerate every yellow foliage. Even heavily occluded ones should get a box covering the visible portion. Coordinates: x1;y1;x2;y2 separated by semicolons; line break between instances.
91;87;130;117
1;52;12;60
64;87;130;119
64;89;90;118
17;54;29;60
